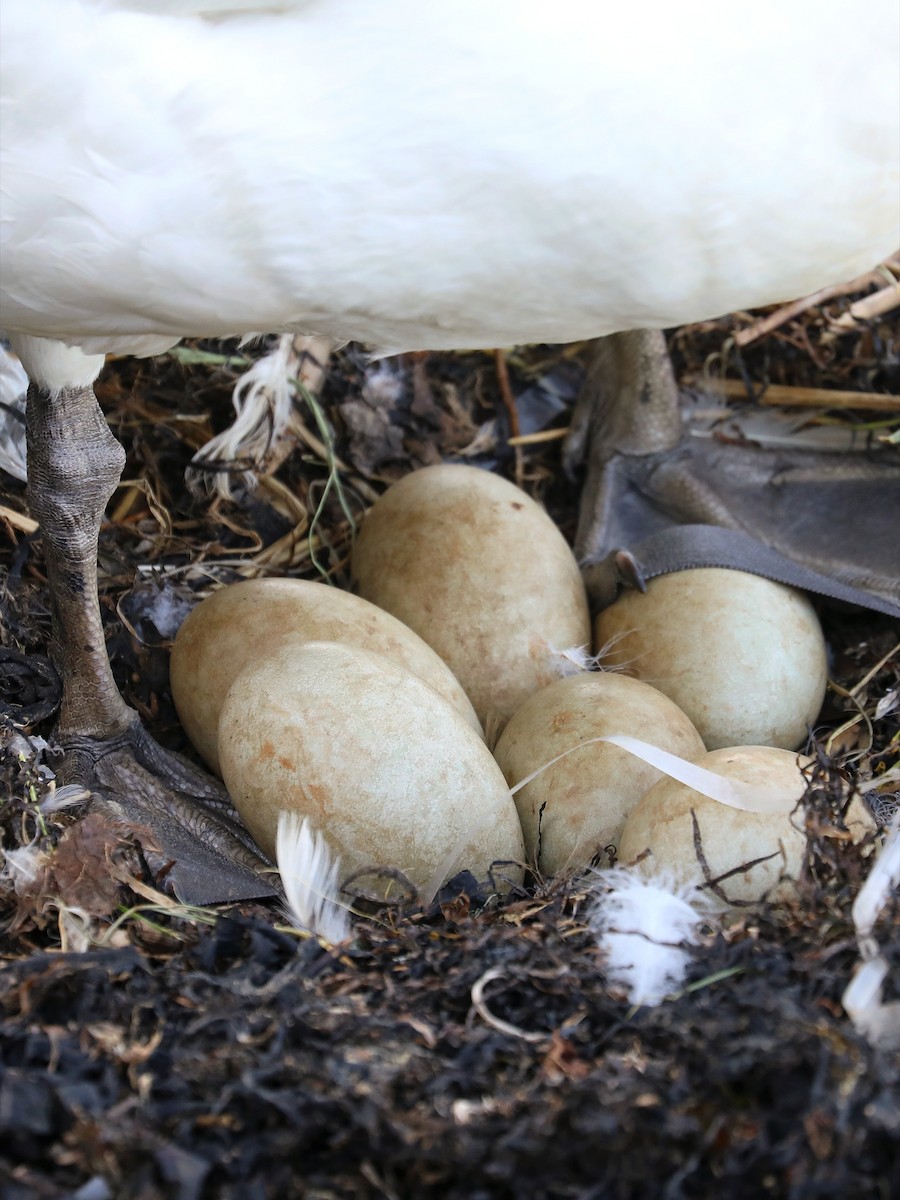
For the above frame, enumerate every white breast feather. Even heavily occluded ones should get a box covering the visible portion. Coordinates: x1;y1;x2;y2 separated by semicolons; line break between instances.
1;1;898;358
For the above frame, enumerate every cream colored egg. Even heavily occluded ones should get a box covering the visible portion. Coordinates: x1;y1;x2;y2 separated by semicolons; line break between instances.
594;568;828;750
170;577;482;775
351;464;591;729
617;745;814;903
493;672;706;875
218;641;525;900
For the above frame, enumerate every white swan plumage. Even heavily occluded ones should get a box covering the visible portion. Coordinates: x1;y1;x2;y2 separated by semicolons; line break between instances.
2;0;897;367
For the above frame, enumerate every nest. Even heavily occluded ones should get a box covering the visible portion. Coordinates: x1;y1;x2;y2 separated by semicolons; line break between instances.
1;272;898;1197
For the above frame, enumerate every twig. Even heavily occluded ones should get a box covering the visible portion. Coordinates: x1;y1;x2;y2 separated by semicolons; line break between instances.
0;503;38;535
733;260;898;348
494;349;524;488
470;967;546;1043
507;428;569;446
829;282;900;329
684;377;900;411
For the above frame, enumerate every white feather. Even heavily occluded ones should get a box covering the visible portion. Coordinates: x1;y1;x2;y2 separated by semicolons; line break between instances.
275;812;352;945
842;815;900;1049
546;643;598;677
1;842;48;894
188;332;299;498
0;343;28;481
852;814;900;942
589;867;713;1006
39;784;92;814
509;733;800;815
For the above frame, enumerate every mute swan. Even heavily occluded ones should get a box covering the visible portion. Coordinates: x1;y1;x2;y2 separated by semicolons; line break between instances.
1;0;898;902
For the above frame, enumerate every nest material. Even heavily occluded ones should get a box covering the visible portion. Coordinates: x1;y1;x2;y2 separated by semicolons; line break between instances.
1;282;899;1197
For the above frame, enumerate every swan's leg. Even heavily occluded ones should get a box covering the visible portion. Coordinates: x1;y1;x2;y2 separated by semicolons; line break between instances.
26;381;132;740
24;373;275;904
564;329;684;562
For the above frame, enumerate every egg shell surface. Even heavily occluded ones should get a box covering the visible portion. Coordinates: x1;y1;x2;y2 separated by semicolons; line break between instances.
351;464;590;729
493;671;706;874
594;568;828;750
617;745;819;903
171;577;482;775
218;640;525;899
